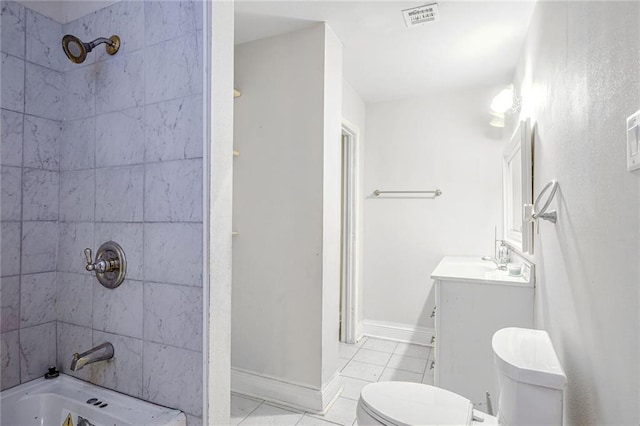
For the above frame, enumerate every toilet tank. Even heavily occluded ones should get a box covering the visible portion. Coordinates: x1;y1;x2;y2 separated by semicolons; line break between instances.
492;328;567;426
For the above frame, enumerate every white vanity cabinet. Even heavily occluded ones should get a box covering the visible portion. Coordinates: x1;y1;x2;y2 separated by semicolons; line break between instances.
431;256;534;410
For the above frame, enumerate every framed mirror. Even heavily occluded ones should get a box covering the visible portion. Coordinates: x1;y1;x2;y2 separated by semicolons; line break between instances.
503;118;533;254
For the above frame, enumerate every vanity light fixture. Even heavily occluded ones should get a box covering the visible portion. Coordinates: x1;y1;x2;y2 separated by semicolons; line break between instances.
489;84;522;128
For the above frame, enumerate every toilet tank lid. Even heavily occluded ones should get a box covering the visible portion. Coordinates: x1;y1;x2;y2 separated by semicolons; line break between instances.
492;327;567;390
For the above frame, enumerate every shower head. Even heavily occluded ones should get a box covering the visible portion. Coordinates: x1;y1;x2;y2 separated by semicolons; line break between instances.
62;34;120;64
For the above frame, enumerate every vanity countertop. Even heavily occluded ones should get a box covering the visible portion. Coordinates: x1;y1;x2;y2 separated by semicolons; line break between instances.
431;256;533;287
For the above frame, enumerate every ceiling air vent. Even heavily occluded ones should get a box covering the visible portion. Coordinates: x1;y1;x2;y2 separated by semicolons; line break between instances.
402;3;440;28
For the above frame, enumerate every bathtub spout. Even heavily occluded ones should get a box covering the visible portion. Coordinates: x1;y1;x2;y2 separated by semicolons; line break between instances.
70;342;114;371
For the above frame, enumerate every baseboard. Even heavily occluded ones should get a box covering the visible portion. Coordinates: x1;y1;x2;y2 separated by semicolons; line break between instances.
362;320;434;346
230;368;342;414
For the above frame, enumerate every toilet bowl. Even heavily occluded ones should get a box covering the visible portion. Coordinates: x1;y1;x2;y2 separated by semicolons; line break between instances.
356;327;566;426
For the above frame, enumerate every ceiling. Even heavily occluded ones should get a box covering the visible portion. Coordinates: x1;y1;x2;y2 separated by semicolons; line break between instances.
235;1;536;103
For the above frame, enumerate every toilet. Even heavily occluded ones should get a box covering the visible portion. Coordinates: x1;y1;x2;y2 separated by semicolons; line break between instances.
357;327;567;425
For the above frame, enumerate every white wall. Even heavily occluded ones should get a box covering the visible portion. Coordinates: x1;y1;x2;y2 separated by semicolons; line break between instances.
341;80;366;338
363;89;503;331
514;2;640;424
232;24;342;397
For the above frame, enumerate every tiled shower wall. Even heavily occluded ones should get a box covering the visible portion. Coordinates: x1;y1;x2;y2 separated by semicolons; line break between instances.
1;1;204;422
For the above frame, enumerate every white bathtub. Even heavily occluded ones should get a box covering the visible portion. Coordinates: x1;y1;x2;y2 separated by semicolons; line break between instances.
1;374;186;426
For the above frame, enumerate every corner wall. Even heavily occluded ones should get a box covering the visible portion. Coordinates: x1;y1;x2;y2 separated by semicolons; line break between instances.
514;2;640;424
232;23;342;410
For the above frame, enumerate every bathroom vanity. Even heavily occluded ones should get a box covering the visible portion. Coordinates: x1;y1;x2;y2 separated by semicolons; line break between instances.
431;256;534;411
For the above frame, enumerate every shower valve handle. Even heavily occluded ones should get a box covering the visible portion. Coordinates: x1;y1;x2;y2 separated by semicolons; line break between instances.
84;247;117;273
84;248;94;269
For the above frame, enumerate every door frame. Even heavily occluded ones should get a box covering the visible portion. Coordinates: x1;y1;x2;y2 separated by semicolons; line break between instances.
340;121;359;344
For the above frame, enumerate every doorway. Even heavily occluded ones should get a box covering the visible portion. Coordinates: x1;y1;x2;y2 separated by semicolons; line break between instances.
340;123;358;344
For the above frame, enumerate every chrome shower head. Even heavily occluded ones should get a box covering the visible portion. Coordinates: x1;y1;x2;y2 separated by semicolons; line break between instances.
62;34;120;64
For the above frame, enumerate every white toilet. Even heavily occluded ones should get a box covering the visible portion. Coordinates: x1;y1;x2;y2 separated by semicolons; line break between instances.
357;327;567;425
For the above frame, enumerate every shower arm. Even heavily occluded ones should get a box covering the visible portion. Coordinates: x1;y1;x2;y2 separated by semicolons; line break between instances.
86;37;114;51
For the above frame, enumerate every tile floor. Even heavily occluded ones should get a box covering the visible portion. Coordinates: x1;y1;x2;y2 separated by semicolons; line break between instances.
230;337;435;425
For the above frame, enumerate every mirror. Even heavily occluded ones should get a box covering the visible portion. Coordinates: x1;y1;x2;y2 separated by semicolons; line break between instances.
503;118;533;254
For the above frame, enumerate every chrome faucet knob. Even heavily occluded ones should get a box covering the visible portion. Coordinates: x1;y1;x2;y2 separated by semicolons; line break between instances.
84;248;95;271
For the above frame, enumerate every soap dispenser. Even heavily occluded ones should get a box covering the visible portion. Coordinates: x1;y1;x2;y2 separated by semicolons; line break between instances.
497;240;510;267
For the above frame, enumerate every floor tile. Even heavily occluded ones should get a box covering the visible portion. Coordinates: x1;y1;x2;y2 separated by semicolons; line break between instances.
311;397;358;426
240;403;304;425
351;348;392;367
361;338;398;353
341;360;384;382
386;353;427;373
337;357;350;372
378;367;423;383
341;376;370;400
231;394;262;425
296;414;342;425
339;342;359;360
394;342;430;359
421;373;434;385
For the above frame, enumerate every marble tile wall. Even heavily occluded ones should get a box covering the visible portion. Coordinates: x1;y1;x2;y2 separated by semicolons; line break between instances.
1;0;61;390
1;1;204;422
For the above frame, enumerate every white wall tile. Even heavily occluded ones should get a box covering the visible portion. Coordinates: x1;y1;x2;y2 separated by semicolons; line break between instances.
22;168;59;220
144;95;203;162
25;62;62;120
1;330;20;390
143;342;202;417
20;321;56;381
144;1;197;45
93;1;144;63
63;64;96;120
58;222;94;273
90;330;143;398
0;276;20;332
95;107;144;167
1;53;24;112
144;223;202;286
1;1;25;59
1;222;20;276
1;109;23;166
23;115;61;170
1;166;21;221
25;8;63;71
95;165;143;222
20;272;56;327
96;51;143;114
94;222;143;280
56;321;92;381
144;159;202;222
60;117;95;171
60;170;94;222
57;272;92;326
21;221;57;274
144;282;202;351
93;279;142;338
145;34;201;104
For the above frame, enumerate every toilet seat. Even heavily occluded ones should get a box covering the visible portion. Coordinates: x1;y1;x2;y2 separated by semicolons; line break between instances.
359;382;474;426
